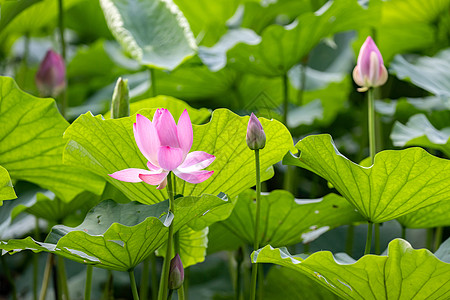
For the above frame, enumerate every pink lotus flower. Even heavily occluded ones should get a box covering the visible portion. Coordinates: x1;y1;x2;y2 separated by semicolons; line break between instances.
35;50;66;97
246;113;266;150
109;109;215;189
353;36;388;92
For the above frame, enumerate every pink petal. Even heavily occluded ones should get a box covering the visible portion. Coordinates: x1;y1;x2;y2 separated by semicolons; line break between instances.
109;168;153;182
157;177;168;190
154;109;180;148
147;161;160;171
358;36;383;79
173;170;214;184
158;146;184;171
134;114;160;166
352;66;365;87
368;52;380;85
177;109;193;158
177;151;215;172
139;171;169;186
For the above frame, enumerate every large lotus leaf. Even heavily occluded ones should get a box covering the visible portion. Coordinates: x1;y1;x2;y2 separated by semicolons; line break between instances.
216;190;364;247
264;266;340;300
0;77;105;202
391;114;450;158
99;0;197;70
222;0;377;76
253;238;450;300
390;48;450;98
172;0;240;46
0;166;16;203
375;97;450;120
283;134;450;223
104;95;211;123
0;0;43;32
157;226;208;268
63;108;293;204
0;194;226;271
397;200;450;229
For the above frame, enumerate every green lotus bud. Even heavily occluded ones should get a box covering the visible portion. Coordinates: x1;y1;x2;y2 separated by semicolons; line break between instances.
168;254;184;290
111;77;130;119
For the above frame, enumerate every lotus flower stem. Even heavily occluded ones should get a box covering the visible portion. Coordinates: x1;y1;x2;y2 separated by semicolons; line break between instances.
173;232;186;300
140;258;150;300
250;149;261;300
364;222;373;255
368;88;376;164
39;254;54;300
57;0;68;118
151;254;158;300
129;270;140;300
159;173;176;300
374;223;380;255
34;217;40;300
85;265;93;300
57;256;70;300
345;225;355;256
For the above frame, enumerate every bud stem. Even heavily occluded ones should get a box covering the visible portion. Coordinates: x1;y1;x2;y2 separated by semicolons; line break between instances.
129;270;140;300
250;149;261;300
85;265;93;300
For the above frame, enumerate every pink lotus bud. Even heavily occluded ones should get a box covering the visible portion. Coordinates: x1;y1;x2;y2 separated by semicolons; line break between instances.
35;50;66;97
352;36;388;92
246;113;266;150
168;254;184;290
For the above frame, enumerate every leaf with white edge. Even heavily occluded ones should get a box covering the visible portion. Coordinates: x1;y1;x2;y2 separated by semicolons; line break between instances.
99;0;197;70
63;108;293;204
216;190;364;247
104;95;211;123
221;0;377;76
390;48;450;98
1;194;226;271
391;114;450;157
157;226;208;268
0;76;105;202
283;134;450;223
253;238;450;300
397;199;450;229
0;166;16;203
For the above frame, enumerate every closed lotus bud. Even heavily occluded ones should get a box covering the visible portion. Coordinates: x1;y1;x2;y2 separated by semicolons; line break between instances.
35;50;66;97
168;254;184;290
246;113;266;150
111;77;130;119
353;36;388;92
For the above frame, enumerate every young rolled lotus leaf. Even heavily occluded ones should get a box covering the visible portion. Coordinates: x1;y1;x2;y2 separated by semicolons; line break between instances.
252;238;450;300
215;189;365;247
0;165;16;204
397;200;450;229
63;108;293;204
0;194;227;271
391;114;450;158
283;134;450;223
0;76;105;203
99;0;197;70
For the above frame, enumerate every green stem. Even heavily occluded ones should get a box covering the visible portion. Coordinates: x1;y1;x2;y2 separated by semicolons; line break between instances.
151;254;158;300
374;223;380;255
296;59;307;106
57;256;70;300
1;255;18;300
57;0;67;118
401;226;406;240
345;225;355;256
367;88;376;164
167;289;174;300
235;252;242;300
85;265;93;300
250;149;261;300
174;230;185;300
434;227;443;252
39;254;54;300
158;173;175;300
150;68;157;97
282;74;288;126
364;222;373;255
52;256;60;300
34;217;40;300
140;257;150;300
129;270;140;300
102;270;114;300
257;264;263;300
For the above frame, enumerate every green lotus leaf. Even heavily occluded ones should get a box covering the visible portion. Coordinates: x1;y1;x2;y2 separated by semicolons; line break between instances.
0;76;105;202
0;165;16;203
219;0;377;76
391;114;450;158
253;238;450;300
390;48;450;98
283;134;450;223
99;0;197;70
397;200;450;229
264;266;340;300
215;190;364;247
63;108;293;204
0;194;227;271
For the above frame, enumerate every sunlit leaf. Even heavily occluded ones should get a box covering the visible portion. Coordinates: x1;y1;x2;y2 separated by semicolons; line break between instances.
0;165;16;203
0;76;105;202
0;194;227;271
397;200;450;229
99;0;197;70
253;238;450;300
283;134;450;223
215;190;364;247
391;114;450;158
64;108;293;204
390;48;450;98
